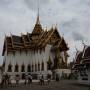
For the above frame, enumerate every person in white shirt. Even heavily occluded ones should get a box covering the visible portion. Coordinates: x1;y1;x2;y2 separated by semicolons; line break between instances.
28;74;32;84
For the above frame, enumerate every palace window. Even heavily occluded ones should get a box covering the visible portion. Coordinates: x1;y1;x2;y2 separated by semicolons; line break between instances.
41;61;44;71
8;64;12;72
21;64;25;72
38;63;40;71
27;64;31;72
15;64;19;72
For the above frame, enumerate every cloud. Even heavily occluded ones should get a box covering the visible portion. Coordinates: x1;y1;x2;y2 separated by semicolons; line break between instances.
24;0;50;11
0;0;90;64
72;32;85;41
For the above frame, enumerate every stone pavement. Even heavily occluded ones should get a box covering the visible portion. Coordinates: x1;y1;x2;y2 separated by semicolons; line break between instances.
0;80;89;90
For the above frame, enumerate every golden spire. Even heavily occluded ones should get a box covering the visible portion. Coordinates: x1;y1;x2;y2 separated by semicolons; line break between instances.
32;0;42;34
36;0;40;25
55;23;58;30
51;24;53;30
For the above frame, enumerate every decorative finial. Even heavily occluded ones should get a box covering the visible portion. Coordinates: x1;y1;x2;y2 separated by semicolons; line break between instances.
75;46;79;53
46;27;47;31
36;0;40;24
55;23;58;30
81;40;86;47
56;23;57;27
51;24;53;29
4;32;6;38
21;33;23;36
10;32;12;36
38;0;39;17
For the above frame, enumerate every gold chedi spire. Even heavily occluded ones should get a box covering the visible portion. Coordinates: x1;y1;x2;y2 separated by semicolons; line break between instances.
32;0;42;35
36;0;40;25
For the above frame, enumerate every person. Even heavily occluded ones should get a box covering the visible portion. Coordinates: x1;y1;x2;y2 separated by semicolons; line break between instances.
47;74;51;85
56;74;59;82
41;75;44;85
28;74;32;84
5;74;9;85
9;75;13;86
0;75;5;88
24;75;28;85
8;75;11;86
15;75;20;86
39;75;42;85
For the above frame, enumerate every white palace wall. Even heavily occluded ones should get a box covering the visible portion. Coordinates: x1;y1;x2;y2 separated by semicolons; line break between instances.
4;44;54;76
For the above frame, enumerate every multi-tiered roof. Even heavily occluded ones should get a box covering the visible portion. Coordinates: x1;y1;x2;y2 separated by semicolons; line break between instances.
2;15;69;56
73;45;90;70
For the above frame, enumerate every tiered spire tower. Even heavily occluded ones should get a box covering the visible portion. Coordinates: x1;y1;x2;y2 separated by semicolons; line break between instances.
32;0;42;35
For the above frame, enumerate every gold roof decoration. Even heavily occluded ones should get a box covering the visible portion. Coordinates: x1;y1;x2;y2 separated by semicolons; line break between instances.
2;18;68;56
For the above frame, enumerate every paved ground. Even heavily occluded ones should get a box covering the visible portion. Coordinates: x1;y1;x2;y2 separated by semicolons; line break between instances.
0;80;89;90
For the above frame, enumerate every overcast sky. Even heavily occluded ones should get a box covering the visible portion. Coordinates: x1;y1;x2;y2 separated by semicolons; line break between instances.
0;0;90;65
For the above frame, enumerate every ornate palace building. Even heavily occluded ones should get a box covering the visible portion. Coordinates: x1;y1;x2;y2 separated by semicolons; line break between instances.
2;14;69;79
73;45;90;85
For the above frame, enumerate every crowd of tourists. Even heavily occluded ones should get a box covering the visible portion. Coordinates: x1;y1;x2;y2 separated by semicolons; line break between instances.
39;74;51;85
0;73;52;88
0;74;12;87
